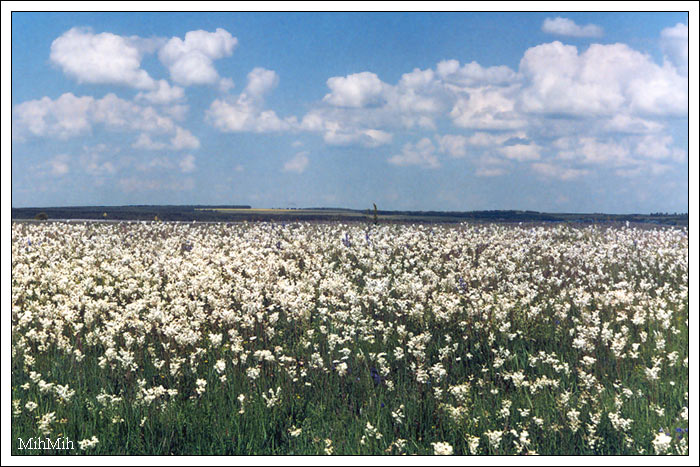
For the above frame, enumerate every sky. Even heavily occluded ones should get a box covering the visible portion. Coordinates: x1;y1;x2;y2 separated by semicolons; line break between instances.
9;10;691;213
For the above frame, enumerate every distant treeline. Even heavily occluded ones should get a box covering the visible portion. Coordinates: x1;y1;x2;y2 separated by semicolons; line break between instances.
11;205;688;226
12;205;251;222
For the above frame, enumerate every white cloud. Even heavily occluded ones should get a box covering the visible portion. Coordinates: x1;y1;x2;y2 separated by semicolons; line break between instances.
179;154;196;173
283;152;309;173
634;134;686;161
660;23;688;75
91;93;175;133
554;136;630;166
324;72;388;108
82;154;116;177
48;154;70;176
136;80;185;105
244;67;280;98
398;67;436;90
362;129;393;146
301;112;392;147
134;127;199;151
132;133;167;150
519;41;687;117
207;68;293;133
531;162;589;180
548;133;685;179
572;137;630;165
13;93;200;155
605;114;664;134
13;93;93;140
387;68;447;123
450;88;525;130
207;98;291;133
499;143;541;161
436;59;518;86
30;154;71;177
171;127;200;150
159;28;237;86
388;138;440;169
163;104;190;121
467;131;527;147
542;17;603;38
436;134;469;158
615;163;674;178
50;27;157;89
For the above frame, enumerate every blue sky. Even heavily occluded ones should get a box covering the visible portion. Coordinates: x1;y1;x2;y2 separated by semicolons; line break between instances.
10;11;690;213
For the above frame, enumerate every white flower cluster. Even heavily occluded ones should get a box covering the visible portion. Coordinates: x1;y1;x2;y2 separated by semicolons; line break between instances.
10;221;688;455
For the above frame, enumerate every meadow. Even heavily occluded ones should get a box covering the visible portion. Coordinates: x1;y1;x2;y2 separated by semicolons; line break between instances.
11;221;688;455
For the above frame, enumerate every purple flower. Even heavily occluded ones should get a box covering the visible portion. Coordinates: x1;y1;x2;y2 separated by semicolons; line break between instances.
456;277;467;294
370;367;382;386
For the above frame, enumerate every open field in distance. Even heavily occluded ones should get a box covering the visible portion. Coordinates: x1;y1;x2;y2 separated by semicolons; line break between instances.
11;205;689;226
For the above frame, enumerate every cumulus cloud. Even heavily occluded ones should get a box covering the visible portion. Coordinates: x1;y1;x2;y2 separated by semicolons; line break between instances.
283;152;309;173
13;93;93;140
518;41;687;117
244;67;280;98
541;17;603;38
13;92;199;153
436;59;518;87
82;151;117;177
133;127;199;151
136;80;185;105
91;93;175;133
324;72;388;108
554;136;630;166
159;28;237;86
604;114;664;134
660;23;688;75
436;134;469;158
132;133;167;150
634;134;686;161
388;138;440;169
30;154;71;177
208;98;292;132
300;109;393;146
499;143;541;161
50;27;157;89
206;67;295;133
170;127;200;150
450;88;525;130
467;131;527;146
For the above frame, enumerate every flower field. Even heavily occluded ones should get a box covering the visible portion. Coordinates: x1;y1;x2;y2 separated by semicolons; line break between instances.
11;221;689;455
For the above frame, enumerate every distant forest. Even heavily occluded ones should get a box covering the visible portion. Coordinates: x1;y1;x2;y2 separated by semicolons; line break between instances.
11;205;688;226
